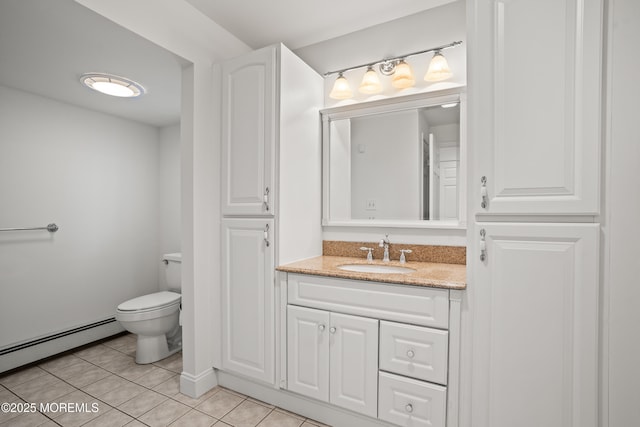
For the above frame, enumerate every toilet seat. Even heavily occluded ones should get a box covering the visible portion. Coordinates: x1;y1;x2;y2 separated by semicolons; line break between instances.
116;291;181;322
118;291;181;312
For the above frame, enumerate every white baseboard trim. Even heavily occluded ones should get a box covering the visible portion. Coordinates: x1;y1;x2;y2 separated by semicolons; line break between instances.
0;319;124;374
217;370;394;427
180;367;218;398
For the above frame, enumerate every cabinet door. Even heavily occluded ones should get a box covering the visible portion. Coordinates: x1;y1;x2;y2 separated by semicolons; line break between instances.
329;312;378;418
221;218;275;384
471;223;599;427
470;0;602;215
287;305;330;402
221;46;276;216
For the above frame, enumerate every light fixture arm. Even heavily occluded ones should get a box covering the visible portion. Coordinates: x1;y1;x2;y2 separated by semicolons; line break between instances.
323;40;462;77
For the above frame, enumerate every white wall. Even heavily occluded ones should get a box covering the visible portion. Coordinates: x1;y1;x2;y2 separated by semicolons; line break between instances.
604;0;640;425
350;111;420;220
159;124;182;289
0;85;162;348
431;123;460;146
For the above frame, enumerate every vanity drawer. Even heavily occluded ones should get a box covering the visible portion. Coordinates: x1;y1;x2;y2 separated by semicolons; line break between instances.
378;371;447;427
288;273;449;329
379;321;448;385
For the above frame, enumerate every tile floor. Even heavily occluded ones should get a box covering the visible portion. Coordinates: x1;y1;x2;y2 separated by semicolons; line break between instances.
0;334;330;427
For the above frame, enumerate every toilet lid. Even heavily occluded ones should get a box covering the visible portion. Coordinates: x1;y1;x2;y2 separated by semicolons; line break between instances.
117;291;181;312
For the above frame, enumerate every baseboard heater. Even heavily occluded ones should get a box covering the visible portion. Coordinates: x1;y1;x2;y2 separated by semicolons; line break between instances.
0;317;124;373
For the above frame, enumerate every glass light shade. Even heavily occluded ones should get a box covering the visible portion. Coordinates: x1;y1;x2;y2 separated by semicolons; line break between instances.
329;73;353;99
358;67;382;94
425;52;453;82
92;81;135;97
391;60;415;89
80;73;144;98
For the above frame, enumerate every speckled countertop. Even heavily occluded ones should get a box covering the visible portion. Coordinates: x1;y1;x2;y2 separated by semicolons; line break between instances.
277;256;466;290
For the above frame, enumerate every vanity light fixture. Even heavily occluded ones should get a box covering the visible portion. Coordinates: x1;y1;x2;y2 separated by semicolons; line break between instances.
326;40;462;100
425;50;453;82
329;72;353;99
441;102;459;108
391;60;415;89
80;73;145;98
358;66;383;94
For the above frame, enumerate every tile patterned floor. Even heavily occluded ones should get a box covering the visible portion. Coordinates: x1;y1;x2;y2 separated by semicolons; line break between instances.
0;334;330;427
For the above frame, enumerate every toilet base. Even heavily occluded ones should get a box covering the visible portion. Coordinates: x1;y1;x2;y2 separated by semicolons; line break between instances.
135;326;182;364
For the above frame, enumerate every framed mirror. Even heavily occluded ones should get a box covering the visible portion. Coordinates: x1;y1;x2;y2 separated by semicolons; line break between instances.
321;88;466;228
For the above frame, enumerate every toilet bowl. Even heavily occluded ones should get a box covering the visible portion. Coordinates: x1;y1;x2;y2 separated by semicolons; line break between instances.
116;253;182;364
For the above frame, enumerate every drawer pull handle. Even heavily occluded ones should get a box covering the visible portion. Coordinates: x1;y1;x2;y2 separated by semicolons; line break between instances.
405;403;413;413
318;324;325;332
406;350;415;359
480;176;488;209
480;228;487;262
329;326;336;334
263;224;270;247
263;187;270;212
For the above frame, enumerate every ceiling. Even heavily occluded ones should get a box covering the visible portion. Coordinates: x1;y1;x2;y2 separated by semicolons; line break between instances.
185;0;457;50
0;0;184;127
0;0;456;127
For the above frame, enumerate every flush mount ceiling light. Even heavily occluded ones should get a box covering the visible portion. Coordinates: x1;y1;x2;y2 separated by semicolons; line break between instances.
325;40;462;100
80;73;145;98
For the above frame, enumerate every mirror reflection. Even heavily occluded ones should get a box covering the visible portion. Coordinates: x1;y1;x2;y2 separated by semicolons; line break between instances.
324;93;463;226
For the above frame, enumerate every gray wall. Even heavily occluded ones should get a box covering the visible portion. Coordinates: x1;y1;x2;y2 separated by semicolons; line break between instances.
0;85;180;349
350;111;420;220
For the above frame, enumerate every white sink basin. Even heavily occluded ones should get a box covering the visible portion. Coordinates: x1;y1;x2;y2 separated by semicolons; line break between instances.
337;264;415;274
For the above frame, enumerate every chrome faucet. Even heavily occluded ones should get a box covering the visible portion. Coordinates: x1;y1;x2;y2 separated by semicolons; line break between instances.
379;234;390;262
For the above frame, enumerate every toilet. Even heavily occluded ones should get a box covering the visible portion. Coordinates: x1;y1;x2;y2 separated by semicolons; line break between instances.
116;253;182;364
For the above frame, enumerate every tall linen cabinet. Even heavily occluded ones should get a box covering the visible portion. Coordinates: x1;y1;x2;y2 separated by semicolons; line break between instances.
219;44;323;385
467;1;603;427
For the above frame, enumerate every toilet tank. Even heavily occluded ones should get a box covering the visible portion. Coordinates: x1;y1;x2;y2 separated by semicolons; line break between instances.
163;253;182;292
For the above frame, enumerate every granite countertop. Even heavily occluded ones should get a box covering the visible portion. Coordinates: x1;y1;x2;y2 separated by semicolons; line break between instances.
277;255;466;290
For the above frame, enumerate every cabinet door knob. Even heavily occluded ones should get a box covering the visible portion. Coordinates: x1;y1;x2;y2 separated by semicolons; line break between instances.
318;324;325;332
406;350;415;359
329;326;336;334
405;403;413;413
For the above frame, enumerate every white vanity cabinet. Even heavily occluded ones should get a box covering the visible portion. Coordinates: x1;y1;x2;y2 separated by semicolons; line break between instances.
285;273;462;427
287;305;379;418
470;223;599;427
221;218;275;383
219;44;323;384
470;0;603;215
467;1;604;426
221;46;275;217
